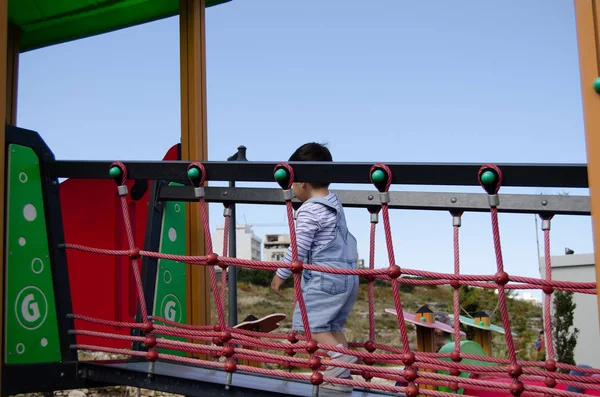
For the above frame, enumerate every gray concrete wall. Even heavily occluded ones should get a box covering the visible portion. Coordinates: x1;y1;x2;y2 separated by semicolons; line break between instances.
539;253;599;367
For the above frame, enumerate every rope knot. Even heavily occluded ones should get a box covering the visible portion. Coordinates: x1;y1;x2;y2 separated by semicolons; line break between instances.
222;345;235;358
508;364;523;378
187;162;206;187
207;253;219;267
141;321;154;334
509;380;524;396
128;248;141;260
287;331;299;344
544;377;557;388
291;260;303;274
109;161;128;186
310;372;324;386
542;285;554;295
402;351;415;366
274;163;295;190
388;265;401;279
478;164;503;195
308;356;321;370
144;335;157;348
224;359;237;373
405;384;419;397
146;349;159;362
544;359;557;372
403;367;418;382
370;163;392;193
494;271;510;286
306;340;318;354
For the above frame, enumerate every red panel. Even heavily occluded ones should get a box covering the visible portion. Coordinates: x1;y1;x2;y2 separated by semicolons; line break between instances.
60;145;180;348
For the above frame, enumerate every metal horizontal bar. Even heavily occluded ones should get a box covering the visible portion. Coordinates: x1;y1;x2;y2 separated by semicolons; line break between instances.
2;362;96;395
159;186;591;216
48;160;589;188
78;360;397;397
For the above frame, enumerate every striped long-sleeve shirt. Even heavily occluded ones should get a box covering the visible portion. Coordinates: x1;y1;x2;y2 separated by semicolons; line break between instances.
276;193;340;280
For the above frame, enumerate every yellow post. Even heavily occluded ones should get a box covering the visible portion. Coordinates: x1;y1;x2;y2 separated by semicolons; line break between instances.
473;312;493;356
573;0;600;327
415;306;435;390
5;22;17;125
180;0;211;357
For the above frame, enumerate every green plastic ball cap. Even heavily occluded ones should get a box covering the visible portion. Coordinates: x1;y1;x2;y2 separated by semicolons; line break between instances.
480;170;496;185
274;168;288;182
594;77;600;94
371;169;385;183
420;316;427;322
479;321;485;326
109;166;121;178
187;167;200;179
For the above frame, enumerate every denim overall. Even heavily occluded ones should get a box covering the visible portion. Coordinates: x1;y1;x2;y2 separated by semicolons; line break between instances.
291;196;359;333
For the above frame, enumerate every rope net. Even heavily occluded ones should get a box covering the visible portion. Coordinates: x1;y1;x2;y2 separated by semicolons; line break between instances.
61;161;600;397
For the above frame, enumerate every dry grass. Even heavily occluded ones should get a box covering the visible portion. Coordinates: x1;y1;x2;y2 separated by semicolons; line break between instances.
212;279;543;362
212;281;460;351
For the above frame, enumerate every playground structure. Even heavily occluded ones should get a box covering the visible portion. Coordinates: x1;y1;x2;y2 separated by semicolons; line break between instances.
0;1;599;396
1;124;599;397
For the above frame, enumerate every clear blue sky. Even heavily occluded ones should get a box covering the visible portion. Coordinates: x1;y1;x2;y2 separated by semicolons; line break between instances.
16;0;593;301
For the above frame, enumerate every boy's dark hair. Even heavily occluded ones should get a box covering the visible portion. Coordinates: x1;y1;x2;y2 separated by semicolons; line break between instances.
289;142;332;188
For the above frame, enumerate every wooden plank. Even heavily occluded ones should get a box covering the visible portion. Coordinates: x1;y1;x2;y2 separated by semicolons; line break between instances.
179;0;211;356
415;327;435;390
0;0;8;391
574;0;600;326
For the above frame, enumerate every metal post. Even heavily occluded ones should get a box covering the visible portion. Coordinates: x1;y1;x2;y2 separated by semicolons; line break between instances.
227;146;247;328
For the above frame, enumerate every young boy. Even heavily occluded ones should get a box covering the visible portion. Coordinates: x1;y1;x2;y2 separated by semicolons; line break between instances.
270;142;359;392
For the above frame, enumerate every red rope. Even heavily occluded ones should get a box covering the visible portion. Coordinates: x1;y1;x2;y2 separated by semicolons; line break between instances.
61;161;600;396
368;211;378;343
109;162;150;338
221;204;233;312
451;211;463;352
541;214;556;361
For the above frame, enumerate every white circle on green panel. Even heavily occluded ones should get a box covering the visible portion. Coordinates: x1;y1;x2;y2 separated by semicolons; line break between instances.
168;227;177;242
163;270;172;284
160;294;182;323
23;204;37;221
31;258;44;274
18;172;27;183
41;338;48;347
15;286;48;330
16;343;25;354
174;204;181;213
18;237;26;246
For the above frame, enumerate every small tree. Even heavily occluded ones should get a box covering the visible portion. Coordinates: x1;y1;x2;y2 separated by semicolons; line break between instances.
551;290;579;371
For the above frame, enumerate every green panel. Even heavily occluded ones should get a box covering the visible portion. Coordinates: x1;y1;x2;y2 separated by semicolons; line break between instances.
449;314;517;336
4;144;61;364
153;183;187;356
437;340;495;394
8;0;232;53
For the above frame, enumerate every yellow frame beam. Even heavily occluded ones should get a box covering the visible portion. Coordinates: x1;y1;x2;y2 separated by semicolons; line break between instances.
179;0;211;354
0;2;6;390
0;2;18;391
574;0;600;325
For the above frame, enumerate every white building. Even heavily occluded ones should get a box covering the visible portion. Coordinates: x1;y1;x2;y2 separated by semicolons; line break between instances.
538;253;599;368
264;234;290;262
213;224;262;268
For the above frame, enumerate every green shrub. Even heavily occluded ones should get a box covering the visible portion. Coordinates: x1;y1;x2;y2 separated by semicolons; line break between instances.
236;268;293;288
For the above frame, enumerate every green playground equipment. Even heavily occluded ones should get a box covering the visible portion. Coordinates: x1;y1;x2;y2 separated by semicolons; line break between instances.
437;340;496;394
151;183;188;356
